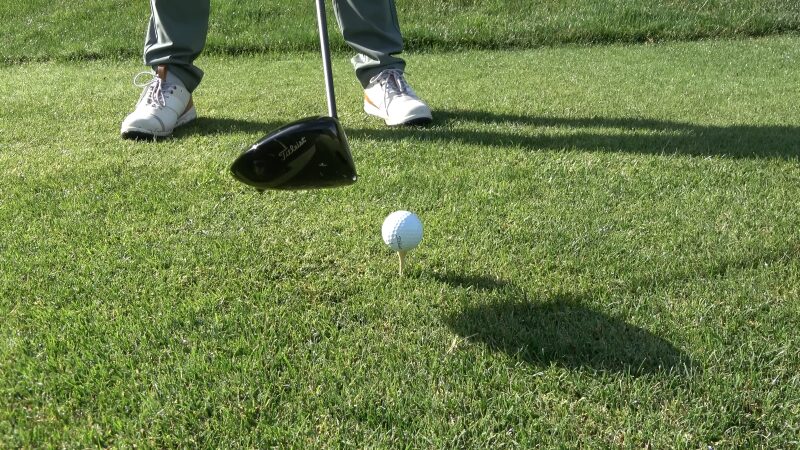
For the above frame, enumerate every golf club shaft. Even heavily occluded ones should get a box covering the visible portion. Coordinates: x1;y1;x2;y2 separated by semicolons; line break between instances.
315;0;337;119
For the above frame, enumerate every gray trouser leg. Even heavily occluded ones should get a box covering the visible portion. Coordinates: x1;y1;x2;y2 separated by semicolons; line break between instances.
143;0;210;92
143;0;404;90
332;0;406;88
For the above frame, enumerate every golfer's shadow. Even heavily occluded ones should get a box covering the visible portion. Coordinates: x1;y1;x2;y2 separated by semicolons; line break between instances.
437;274;693;375
349;109;800;159
171;110;799;159
173;117;284;138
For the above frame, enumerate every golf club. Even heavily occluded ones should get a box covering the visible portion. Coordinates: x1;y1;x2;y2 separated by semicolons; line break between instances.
230;0;357;191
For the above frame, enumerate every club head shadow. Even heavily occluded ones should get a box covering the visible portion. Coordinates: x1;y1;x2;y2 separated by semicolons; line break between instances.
230;116;357;191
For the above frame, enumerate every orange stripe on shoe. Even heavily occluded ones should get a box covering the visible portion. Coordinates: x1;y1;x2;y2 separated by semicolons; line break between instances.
364;93;379;109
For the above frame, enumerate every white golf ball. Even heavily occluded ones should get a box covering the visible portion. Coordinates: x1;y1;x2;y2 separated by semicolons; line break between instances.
382;210;423;252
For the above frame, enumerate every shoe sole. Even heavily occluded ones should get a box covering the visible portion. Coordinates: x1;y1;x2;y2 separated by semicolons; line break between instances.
364;103;433;127
121;107;197;140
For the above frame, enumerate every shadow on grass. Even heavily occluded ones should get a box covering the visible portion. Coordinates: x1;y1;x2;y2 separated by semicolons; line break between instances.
437;274;693;375
438;241;800;375
347;109;800;159
168;111;798;159
172;117;283;138
446;294;693;375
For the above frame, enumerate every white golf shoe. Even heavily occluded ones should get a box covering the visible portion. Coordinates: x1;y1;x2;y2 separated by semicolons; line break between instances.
363;69;432;126
120;65;196;139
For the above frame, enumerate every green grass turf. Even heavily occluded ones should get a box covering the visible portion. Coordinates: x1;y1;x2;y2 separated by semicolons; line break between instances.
1;36;800;446
1;0;799;63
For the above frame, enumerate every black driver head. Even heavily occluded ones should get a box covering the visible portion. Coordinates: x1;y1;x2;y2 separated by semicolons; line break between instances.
230;116;357;191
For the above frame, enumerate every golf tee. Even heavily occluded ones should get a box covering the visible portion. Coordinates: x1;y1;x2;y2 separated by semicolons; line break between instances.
397;251;407;276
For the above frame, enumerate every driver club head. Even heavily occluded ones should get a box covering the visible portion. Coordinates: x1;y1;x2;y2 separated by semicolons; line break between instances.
230;116;357;191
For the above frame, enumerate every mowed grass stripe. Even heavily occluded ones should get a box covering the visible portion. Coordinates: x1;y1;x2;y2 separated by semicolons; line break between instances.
1;0;800;63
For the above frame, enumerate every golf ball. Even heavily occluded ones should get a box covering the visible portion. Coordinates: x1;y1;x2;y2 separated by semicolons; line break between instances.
382;210;423;252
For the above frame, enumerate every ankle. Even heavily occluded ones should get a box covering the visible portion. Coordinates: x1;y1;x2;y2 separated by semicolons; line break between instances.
165;71;185;88
154;64;187;89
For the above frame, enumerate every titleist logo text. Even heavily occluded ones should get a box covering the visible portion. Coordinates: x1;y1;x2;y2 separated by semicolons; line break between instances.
279;137;308;161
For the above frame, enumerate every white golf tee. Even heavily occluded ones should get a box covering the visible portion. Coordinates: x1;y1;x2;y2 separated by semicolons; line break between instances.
397;251;407;276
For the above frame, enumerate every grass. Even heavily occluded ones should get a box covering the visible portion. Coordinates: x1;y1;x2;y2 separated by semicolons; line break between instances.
1;0;800;63
1;36;799;447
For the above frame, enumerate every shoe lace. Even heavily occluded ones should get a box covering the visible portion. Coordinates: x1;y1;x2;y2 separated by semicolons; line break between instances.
370;69;413;106
133;71;174;108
